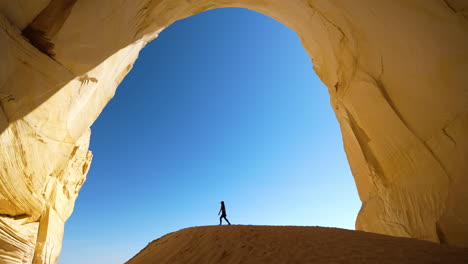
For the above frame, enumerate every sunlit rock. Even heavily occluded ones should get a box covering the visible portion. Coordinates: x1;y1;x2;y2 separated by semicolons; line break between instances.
1;0;467;263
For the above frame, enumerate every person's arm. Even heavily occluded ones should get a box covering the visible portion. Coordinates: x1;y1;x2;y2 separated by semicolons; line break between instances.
218;207;222;215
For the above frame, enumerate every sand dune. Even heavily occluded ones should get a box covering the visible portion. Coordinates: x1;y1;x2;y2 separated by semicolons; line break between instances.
125;225;468;264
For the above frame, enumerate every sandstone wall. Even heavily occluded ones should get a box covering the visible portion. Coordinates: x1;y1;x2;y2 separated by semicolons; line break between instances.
0;0;467;263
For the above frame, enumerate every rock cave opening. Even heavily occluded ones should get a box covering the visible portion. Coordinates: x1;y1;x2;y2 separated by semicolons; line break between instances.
1;1;467;264
58;8;360;263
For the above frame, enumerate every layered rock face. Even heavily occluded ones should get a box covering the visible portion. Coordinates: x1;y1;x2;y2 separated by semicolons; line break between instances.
0;0;467;263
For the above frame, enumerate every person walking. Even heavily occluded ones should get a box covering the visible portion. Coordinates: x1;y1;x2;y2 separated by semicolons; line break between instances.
218;201;231;225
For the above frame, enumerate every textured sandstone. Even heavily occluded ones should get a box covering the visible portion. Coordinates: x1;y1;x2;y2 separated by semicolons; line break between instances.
0;1;467;263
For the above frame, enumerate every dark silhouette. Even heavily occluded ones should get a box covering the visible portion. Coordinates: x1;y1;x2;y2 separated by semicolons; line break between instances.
218;201;231;225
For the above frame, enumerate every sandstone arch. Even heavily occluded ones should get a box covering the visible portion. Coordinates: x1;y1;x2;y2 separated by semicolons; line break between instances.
1;1;467;263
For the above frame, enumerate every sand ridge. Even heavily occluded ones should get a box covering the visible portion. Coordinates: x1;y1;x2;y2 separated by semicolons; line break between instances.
125;225;468;264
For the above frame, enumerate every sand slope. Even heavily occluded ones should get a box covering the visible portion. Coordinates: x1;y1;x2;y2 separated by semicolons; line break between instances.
125;225;468;264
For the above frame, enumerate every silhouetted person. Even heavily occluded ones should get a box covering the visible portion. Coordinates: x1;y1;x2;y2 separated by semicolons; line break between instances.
218;201;231;225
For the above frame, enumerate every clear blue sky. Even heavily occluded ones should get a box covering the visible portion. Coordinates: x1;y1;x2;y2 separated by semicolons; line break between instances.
58;8;360;264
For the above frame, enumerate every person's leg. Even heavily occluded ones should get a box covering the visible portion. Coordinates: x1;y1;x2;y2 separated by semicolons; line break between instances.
219;215;223;225
224;216;231;225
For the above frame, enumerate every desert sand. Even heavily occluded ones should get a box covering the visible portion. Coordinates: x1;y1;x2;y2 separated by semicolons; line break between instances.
126;225;468;264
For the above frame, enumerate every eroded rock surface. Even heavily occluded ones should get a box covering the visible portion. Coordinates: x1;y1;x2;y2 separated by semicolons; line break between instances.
1;1;467;263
